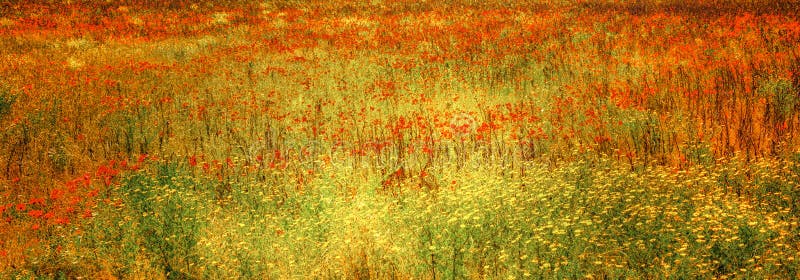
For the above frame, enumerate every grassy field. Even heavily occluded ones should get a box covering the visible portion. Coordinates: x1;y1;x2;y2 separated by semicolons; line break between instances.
1;0;800;278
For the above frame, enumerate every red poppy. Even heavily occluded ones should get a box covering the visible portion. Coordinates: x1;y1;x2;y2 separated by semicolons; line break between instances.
29;197;45;206
55;217;70;225
50;188;64;200
82;173;92;187
27;210;44;218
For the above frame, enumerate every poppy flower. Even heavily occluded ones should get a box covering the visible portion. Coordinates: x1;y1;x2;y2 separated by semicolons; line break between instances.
27;210;44;218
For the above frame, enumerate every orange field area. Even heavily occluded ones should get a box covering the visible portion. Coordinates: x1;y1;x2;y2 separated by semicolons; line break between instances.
1;0;800;279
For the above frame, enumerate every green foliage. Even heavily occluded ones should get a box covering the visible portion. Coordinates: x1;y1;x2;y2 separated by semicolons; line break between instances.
684;142;715;166
759;78;797;119
0;88;14;119
116;164;211;279
5;1;800;279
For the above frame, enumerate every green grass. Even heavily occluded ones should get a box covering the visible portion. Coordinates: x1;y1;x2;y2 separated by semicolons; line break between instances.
2;1;800;278
12;151;790;279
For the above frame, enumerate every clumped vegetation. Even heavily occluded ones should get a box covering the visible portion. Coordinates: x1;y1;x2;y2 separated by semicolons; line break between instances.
1;0;799;279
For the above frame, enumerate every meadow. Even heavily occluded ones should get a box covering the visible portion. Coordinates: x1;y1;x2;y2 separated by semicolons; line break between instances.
1;0;799;278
